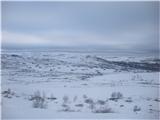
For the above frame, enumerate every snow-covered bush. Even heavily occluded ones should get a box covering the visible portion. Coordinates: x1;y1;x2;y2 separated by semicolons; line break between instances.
125;97;133;102
63;95;69;104
109;92;123;101
133;105;141;113
31;91;47;109
73;96;78;102
84;98;95;110
83;94;88;99
96;100;106;105
120;104;124;107
89;102;95;110
61;103;76;112
84;98;94;104
154;98;160;102
93;105;113;113
75;103;83;107
2;88;15;98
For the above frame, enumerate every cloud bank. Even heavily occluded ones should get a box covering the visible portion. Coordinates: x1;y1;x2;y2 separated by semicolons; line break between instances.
1;2;159;53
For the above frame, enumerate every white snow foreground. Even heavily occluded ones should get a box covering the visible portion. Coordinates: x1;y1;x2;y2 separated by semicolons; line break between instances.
1;51;160;119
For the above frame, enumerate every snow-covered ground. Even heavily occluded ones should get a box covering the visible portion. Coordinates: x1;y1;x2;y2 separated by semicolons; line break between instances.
1;50;160;119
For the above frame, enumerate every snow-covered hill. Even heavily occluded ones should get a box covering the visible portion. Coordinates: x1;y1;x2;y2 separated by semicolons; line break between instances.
1;51;160;119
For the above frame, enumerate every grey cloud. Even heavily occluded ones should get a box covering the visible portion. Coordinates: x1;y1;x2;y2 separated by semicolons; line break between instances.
1;1;159;54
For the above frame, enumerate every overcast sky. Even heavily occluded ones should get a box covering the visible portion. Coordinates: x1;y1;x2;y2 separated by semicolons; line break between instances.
1;2;159;53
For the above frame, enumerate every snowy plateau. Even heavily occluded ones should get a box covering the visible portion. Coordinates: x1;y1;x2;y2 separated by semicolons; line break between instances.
1;50;160;119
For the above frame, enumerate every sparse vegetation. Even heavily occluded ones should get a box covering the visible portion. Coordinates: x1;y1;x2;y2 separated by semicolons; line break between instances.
120;104;124;107
2;88;15;98
154;98;160;102
61;104;72;112
63;95;69;104
109;92;123;102
125;97;133;102
84;98;94;104
75;103;83;107
47;93;57;100
31;91;47;109
133;105;141;113
89;102;96;110
83;94;88;99
96;100;106;105
93;105;113;113
2;53;159;118
73;96;78;102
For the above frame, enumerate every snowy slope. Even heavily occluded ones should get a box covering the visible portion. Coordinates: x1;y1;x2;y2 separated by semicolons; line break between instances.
1;51;160;119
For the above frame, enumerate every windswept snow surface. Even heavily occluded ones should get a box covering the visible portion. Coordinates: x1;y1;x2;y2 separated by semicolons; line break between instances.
1;50;160;119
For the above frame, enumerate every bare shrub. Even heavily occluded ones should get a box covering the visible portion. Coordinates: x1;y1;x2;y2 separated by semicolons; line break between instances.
32;91;47;109
96;100;106;105
63;95;69;104
89;102;96;110
133;105;141;113
109;92;123;102
61;104;70;111
61;95;73;112
83;94;88;99
2;88;15;98
61;104;75;112
125;97;133;103
75;103;84;107
73;96;78;102
84;98;96;111
48;93;57;100
154;98;160;102
93;105;113;113
62;103;68;108
85;98;94;104
120;104;124;107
